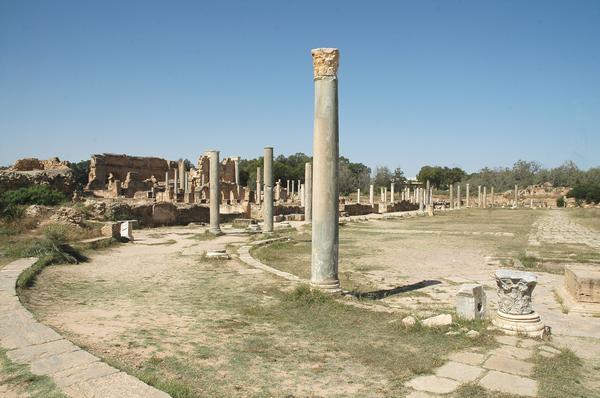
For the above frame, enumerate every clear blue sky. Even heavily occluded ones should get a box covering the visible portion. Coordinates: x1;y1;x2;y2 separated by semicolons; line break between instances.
1;1;599;177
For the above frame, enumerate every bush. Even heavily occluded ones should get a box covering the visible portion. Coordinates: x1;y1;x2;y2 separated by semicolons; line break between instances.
556;196;565;207
567;184;600;204
0;186;66;221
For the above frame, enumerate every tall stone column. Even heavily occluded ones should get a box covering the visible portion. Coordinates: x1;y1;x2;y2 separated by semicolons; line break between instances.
457;185;461;209
384;187;388;203
391;183;395;203
300;184;305;207
174;169;178;193
369;184;374;205
311;48;340;292
286;180;290;199
426;180;430;205
263;147;274;232
514;185;518;207
357;188;361;204
291;180;295;201
232;156;241;196
419;187;424;211
305;162;312;222
208;150;222;235
256;167;262;205
466;183;470;207
449;184;454;209
483;186;487;208
165;171;169;188
478;185;482;208
491;187;495;208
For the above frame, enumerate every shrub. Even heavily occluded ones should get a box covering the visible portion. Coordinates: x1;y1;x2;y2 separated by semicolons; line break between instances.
556;196;565;207
0;186;66;221
567;184;600;204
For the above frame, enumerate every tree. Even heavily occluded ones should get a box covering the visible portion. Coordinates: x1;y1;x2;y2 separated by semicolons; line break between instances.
372;166;392;189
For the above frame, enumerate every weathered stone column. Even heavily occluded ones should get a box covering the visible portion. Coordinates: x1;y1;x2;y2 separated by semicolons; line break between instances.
426;180;430;205
390;183;395;203
483;186;487;208
466;183;470;207
286;180;290;199
449;184;454;209
357;188;361;204
256;167;262;205
311;48;340;292
174;169;178;193
291;180;295;201
384;187;388;203
380;187;384;202
478;185;482;208
263;147;274;232
491;187;495;208
232;155;240;186
305;163;312;222
208;150;222;235
300;184;305;207
419;187;424;211
165;172;169;188
369;184;374;205
457;185;461;209
514;185;518;207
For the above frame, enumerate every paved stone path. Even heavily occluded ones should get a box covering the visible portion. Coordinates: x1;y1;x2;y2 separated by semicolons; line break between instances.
528;210;600;249
404;335;562;397
0;258;170;398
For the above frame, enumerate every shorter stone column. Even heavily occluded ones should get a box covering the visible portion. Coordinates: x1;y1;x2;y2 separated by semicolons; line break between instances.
426;180;431;205
457;185;461;209
165;172;169;188
466;183;470;207
291;180;295;201
492;269;547;337
357;188;360;204
300;184;305;207
380;187;384;202
208;150;222;235
514;185;518;207
390;183;395;203
174;169;179;193
449;184;454;209
256;167;262;205
483;186;487;208
477;185;481;208
491;187;495;208
418;187;424;211
384;187;387;204
305;163;312;222
286;180;290;200
369;184;374;205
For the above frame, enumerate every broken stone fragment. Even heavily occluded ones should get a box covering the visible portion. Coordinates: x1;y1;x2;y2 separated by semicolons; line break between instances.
422;314;452;327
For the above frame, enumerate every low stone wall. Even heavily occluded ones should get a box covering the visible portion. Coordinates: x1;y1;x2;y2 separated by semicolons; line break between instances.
0;169;75;195
343;203;376;216
382;201;419;213
103;202;244;227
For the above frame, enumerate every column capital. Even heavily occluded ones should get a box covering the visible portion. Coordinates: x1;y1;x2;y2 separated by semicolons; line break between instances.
311;48;339;79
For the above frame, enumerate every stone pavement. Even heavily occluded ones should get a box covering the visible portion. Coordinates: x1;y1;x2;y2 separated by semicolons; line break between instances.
528;210;600;249
404;335;561;397
0;258;170;398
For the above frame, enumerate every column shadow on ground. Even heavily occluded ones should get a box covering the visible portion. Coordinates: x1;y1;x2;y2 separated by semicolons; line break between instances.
349;280;442;300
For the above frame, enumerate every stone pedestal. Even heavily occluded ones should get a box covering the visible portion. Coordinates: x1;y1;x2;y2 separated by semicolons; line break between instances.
492;269;547;337
456;283;486;320
310;47;340;292
120;221;134;241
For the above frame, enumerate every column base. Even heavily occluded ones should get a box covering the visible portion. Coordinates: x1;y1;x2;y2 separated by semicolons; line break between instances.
310;279;342;293
209;228;224;236
492;310;549;338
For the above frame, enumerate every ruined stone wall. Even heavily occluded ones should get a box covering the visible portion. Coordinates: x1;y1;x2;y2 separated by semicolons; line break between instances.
196;154;236;184
343;203;377;216
10;157;71;171
87;154;176;190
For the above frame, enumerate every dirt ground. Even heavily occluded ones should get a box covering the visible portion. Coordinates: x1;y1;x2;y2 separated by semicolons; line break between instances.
19;208;600;397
